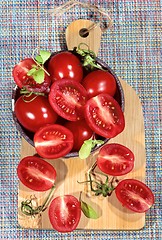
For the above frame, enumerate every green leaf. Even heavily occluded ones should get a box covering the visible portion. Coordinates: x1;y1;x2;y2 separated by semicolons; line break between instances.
79;139;105;159
32;69;45;84
81;200;99;219
93;139;104;147
27;68;37;76
79;141;92;159
40;50;51;64
35;55;43;64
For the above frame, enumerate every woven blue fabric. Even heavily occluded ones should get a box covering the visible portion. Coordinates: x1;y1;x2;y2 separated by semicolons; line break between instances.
0;0;161;239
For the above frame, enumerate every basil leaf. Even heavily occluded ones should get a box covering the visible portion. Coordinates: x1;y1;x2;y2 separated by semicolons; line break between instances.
79;141;92;159
40;50;51;64
32;69;44;84
95;139;105;145
81;200;99;219
27;68;37;76
35;55;43;64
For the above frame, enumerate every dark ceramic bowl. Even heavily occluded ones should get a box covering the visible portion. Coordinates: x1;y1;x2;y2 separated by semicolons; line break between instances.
12;51;124;158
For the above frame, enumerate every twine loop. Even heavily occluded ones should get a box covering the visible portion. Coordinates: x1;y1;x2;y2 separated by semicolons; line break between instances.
49;0;113;33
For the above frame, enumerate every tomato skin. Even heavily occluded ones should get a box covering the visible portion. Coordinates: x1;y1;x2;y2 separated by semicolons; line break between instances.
47;52;83;82
14;94;58;132
82;70;117;98
65;119;94;151
49;195;81;233
12;58;51;93
97;143;134;176
115;179;155;213
34;124;74;159
17;156;56;191
84;93;125;139
49;79;88;121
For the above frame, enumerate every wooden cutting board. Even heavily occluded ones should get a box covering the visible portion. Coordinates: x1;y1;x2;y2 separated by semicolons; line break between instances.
18;20;146;230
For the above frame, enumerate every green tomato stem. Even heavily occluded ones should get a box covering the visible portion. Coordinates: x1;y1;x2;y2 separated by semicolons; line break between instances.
21;185;55;216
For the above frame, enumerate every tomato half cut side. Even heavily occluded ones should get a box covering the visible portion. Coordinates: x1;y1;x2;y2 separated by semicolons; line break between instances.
12;58;51;93
49;79;87;121
17;156;56;191
34;124;74;159
115;179;155;213
84;93;125;139
97;143;134;176
49;195;81;233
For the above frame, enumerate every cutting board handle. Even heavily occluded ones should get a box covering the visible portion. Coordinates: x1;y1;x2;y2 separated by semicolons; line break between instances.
66;19;102;55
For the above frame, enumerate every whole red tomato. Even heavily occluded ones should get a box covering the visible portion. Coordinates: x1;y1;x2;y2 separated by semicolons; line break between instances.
65;119;94;151
47;52;83;82
82;70;117;98
14;94;58;132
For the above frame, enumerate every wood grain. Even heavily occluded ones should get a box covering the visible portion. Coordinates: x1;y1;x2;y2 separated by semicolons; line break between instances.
18;19;146;230
18;79;146;230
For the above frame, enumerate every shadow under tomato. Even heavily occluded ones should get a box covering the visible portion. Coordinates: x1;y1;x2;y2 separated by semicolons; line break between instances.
43;157;68;188
108;191;144;222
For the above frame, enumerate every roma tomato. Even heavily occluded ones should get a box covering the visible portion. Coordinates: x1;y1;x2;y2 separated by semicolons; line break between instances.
12;58;51;93
49;79;87;121
65;119;94;151
47;52;83;82
115;179;154;213
34;124;74;159
84;93;125;139
82;70;117;98
97;143;134;176
49;195;81;233
14;94;58;132
17;156;56;191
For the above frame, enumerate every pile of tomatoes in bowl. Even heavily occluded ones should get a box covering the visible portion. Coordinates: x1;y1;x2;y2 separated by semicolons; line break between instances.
12;47;155;233
12;48;125;159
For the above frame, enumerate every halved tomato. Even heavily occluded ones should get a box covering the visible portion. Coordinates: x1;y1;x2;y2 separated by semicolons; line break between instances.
17;156;56;191
97;143;134;176
49;195;81;232
49;79;87;121
12;58;51;93
84;93;125;138
115;179;155;213
34;124;74;159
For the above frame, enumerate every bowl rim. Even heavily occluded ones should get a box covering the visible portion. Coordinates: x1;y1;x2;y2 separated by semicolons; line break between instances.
12;53;125;158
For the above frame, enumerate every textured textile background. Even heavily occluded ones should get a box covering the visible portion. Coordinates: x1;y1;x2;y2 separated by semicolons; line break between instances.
0;0;161;239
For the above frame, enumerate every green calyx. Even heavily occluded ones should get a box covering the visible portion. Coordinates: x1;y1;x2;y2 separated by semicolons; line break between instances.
78;162;118;198
75;43;104;70
21;185;55;217
27;49;51;84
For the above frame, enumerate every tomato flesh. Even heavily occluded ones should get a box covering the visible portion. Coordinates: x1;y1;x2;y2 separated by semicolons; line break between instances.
84;93;125;138
82;70;117;98
97;143;134;176
65;119;94;151
47;52;83;82
14;94;58;132
115;179;155;213
12;58;51;93
34;124;74;159
17;156;56;191
49;195;81;232
49;79;87;121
